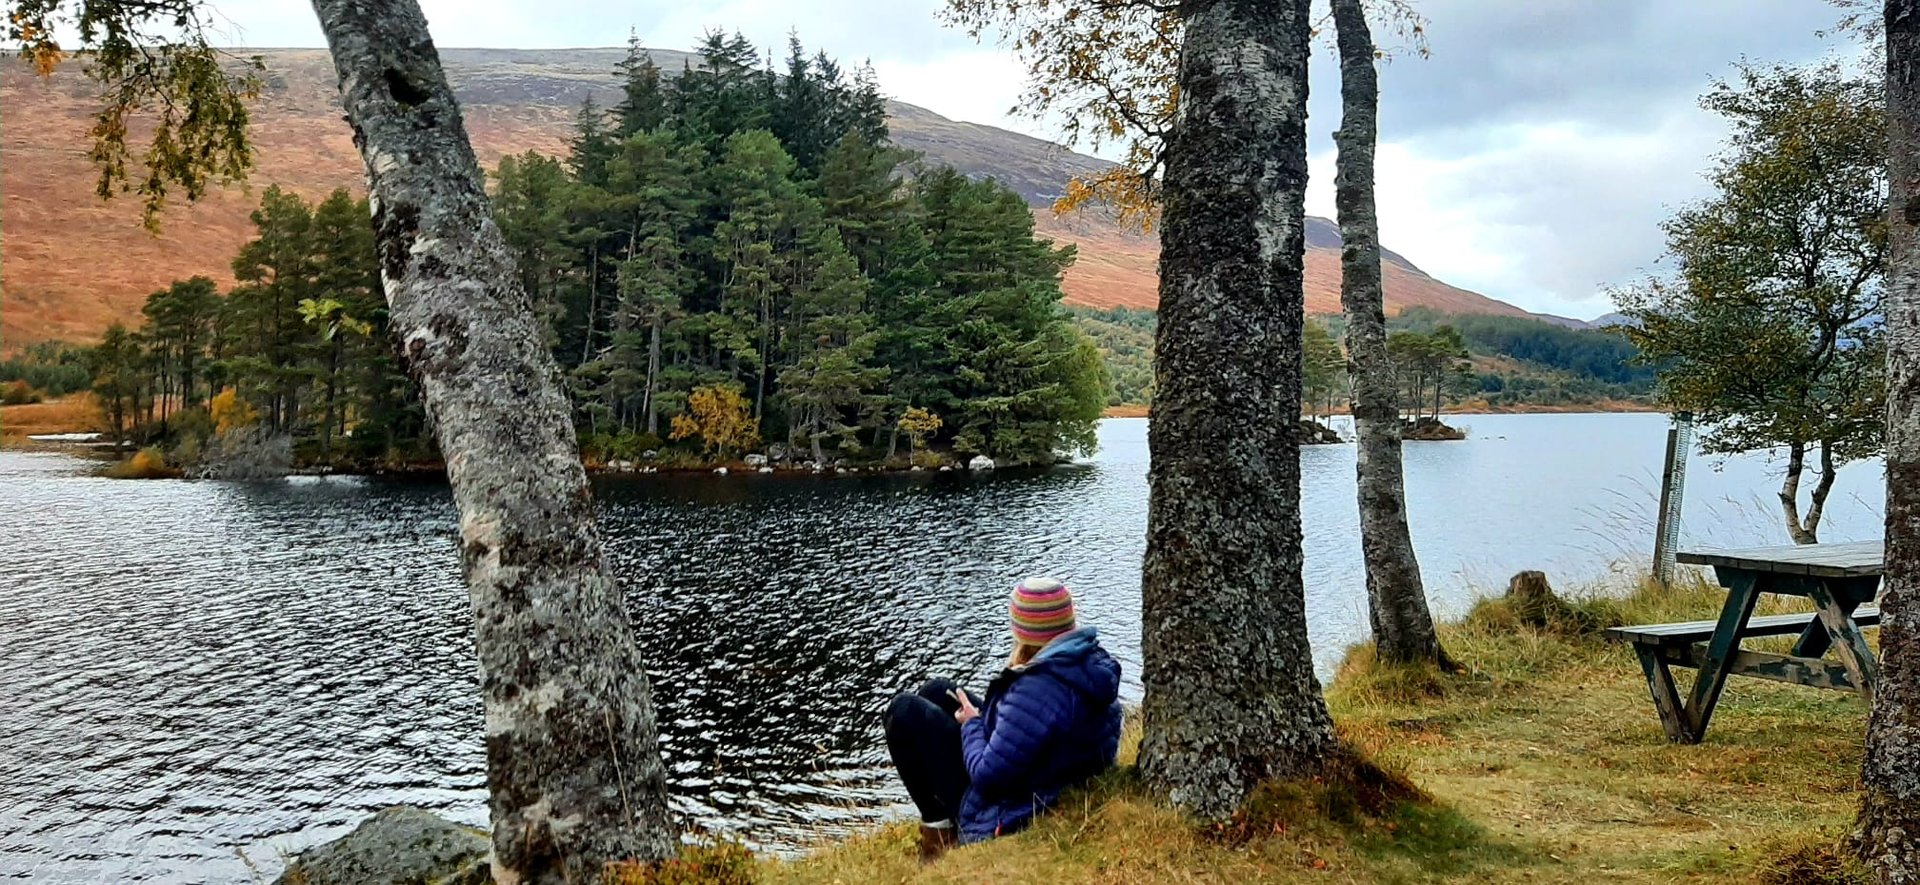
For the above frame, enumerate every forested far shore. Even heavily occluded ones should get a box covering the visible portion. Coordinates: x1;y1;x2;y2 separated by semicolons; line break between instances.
1071;304;1656;415
1;33;1109;476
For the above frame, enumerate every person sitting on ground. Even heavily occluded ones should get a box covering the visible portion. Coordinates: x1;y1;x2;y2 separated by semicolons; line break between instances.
882;577;1124;861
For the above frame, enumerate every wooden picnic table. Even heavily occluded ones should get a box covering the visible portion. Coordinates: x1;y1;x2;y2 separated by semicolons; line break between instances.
1606;540;1884;744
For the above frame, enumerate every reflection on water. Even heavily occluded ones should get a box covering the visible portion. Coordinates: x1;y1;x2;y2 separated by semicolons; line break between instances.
0;414;1885;882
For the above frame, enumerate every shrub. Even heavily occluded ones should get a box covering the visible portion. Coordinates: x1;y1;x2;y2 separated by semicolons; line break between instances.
105;446;180;479
210;387;259;434
0;380;42;405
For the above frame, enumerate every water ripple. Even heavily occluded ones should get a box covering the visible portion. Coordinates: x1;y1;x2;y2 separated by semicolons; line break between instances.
0;416;1886;882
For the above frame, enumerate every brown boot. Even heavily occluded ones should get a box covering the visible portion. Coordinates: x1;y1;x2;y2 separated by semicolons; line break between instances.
918;823;958;863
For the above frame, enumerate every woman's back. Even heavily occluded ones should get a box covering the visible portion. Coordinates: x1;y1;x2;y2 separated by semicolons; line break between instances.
958;627;1123;843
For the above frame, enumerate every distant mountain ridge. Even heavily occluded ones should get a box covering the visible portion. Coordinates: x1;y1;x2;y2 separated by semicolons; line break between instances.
1;47;1540;349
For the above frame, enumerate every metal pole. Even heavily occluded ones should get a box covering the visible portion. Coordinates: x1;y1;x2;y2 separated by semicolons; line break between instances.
1652;411;1694;587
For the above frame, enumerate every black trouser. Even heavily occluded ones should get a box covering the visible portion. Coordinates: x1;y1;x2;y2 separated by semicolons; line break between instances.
884;678;971;825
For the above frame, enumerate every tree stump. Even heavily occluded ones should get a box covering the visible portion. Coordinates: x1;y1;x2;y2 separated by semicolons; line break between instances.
1506;570;1575;629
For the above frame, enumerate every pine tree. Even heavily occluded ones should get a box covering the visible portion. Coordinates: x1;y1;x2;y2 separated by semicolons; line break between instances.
612;33;668;137
779;234;886;462
711;130;809;423
228;185;320;434
139;276;220;421
567;95;616;186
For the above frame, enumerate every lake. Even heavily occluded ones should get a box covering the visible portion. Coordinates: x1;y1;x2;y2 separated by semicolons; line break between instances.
0;413;1887;883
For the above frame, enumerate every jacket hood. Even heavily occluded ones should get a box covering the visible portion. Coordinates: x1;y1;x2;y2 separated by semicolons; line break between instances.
1025;627;1121;703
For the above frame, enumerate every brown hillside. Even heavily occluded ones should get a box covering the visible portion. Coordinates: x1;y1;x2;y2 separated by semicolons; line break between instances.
1;48;1531;351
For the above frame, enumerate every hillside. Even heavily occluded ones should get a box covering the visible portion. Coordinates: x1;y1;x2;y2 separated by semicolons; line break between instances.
1;47;1534;350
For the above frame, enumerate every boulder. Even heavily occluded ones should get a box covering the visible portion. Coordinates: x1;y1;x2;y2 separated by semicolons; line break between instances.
968;455;996;471
1299;420;1343;445
714;466;730;475
1403;417;1467;441
744;453;769;468
757;466;774;474
273;807;489;885
608;459;634;472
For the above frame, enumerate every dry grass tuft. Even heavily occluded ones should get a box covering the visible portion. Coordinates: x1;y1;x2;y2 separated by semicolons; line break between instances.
1750;833;1871;885
0;393;100;443
774;571;1875;883
604;841;757;885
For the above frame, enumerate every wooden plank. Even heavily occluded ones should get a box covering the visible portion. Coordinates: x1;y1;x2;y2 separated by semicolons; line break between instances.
1677;541;1884;578
1680;570;1762;743
1604;607;1880;646
1810;581;1880;700
1635;644;1691;743
1794;578;1879;657
1659;644;1860;691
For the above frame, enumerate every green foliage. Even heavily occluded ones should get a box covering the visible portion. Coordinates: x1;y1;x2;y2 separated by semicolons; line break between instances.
1387;325;1470;421
0;342;92;396
1616;62;1884;541
9;0;263;227
1073;303;1656;413
487;33;1101;466
81;31;1099;470
1394;307;1653;389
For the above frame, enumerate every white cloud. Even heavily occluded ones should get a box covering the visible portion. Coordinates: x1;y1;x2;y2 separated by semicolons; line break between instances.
183;0;1858;319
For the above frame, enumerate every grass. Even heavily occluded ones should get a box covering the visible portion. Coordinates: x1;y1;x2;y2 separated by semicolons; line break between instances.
0;393;99;446
766;572;1873;884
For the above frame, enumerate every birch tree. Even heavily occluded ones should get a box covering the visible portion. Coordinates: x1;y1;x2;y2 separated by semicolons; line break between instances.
1329;0;1448;668
1136;0;1335;817
305;3;678;880
18;0;680;877
1862;2;1920;878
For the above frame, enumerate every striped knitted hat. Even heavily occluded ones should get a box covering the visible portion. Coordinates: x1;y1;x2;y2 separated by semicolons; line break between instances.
1010;577;1076;647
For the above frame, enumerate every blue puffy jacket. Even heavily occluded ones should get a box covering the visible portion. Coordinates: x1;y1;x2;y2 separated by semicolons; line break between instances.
957;628;1123;843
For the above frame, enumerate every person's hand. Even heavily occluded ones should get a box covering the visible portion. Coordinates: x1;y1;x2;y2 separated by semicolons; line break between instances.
950;688;980;725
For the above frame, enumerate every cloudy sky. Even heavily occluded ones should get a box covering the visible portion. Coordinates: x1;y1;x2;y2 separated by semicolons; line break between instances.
199;0;1863;319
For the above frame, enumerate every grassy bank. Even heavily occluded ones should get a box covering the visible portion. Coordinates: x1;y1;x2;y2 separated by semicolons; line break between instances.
0;394;99;447
767;575;1872;884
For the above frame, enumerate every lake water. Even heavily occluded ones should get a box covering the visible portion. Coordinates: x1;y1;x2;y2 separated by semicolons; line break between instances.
0;414;1887;883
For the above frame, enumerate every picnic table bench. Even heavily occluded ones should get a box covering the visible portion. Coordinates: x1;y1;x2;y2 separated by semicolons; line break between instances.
1605;540;1884;744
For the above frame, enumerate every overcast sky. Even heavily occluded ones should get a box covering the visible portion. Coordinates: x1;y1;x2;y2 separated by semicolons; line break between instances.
199;0;1863;319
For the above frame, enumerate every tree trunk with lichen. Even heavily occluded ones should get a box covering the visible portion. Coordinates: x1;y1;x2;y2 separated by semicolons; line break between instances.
1862;3;1920;880
1138;0;1336;821
1329;0;1451;670
307;1;677;880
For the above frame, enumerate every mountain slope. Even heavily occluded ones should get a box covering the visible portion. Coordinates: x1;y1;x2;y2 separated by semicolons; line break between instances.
1;47;1533;350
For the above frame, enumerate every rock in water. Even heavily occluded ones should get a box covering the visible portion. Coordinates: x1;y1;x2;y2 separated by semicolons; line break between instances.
744;453;769;468
273;807;490;885
968;455;996;471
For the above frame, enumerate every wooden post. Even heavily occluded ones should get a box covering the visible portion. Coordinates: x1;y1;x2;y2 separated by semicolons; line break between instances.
1653;411;1694;587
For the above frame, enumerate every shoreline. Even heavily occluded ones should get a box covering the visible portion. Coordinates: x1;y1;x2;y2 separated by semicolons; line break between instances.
1101;399;1663;419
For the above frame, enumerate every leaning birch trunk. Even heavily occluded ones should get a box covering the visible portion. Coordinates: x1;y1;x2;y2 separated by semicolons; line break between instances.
1862;3;1920;879
1329;0;1450;669
1138;0;1335;820
308;1;677;879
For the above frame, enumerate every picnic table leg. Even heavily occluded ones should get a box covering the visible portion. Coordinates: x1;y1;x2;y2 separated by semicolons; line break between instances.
1632;645;1690;743
1793;576;1876;658
1681;569;1761;743
1809;579;1880;700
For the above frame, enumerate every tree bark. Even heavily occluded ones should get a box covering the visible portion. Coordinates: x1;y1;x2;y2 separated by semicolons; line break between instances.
1138;0;1335;821
1862;3;1920;879
307;1;677;880
1329;0;1450;669
1780;440;1821;544
644;311;662;435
